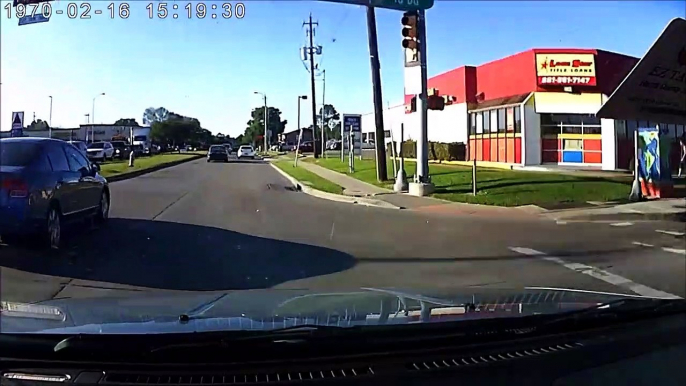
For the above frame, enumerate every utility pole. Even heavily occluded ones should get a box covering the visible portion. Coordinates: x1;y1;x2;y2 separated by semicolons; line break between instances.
304;14;320;158
48;96;53;138
366;6;388;181
263;94;268;152
321;69;326;158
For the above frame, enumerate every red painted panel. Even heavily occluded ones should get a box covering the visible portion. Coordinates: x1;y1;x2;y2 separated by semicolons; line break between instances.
469;139;476;160
483;139;491;161
514;137;522;164
583;139;602;151
583;151;602;164
542;151;559;163
498;137;506;162
506;138;515;163
542;139;560;151
475;50;537;102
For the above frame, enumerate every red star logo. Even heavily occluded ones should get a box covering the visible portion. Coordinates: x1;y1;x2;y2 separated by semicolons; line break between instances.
540;58;548;70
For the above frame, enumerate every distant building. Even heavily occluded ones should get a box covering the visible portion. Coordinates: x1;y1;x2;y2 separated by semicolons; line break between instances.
12;124;149;143
279;128;313;144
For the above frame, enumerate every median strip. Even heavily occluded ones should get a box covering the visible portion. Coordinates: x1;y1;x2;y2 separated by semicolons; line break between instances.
100;153;204;182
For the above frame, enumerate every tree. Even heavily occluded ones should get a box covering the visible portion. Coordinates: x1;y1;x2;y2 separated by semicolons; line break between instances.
243;106;287;146
27;119;49;131
317;104;341;140
114;118;139;126
150;115;207;146
142;107;169;125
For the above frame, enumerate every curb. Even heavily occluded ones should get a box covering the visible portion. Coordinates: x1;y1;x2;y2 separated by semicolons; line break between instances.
106;154;205;183
548;212;686;223
269;163;402;210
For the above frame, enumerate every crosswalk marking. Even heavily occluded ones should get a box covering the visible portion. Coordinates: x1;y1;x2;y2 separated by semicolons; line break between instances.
656;229;685;237
662;247;686;256
610;222;634;227
509;247;682;299
632;241;654;247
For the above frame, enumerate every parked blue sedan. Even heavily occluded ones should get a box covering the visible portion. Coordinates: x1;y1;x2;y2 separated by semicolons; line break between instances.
0;138;111;249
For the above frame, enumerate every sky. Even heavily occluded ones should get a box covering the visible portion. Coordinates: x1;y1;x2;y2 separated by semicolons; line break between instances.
1;0;684;137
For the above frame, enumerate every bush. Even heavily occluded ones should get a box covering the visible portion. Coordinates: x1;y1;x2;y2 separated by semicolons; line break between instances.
388;140;465;161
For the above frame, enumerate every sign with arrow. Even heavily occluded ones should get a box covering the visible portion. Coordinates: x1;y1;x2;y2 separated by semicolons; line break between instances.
11;112;24;137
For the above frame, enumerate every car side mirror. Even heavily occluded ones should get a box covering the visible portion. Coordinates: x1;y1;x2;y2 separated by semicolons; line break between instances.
91;163;101;172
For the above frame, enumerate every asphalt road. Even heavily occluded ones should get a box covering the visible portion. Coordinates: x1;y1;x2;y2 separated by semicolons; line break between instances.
1;156;684;304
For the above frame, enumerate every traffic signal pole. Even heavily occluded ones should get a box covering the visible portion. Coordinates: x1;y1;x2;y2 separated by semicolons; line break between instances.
366;5;388;182
416;9;430;184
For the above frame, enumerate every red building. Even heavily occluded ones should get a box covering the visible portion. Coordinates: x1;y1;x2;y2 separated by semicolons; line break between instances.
379;48;686;170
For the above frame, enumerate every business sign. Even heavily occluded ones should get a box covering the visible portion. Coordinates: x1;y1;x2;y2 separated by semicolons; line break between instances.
535;53;597;86
597;18;686;125
11;112;24;137
341;114;362;156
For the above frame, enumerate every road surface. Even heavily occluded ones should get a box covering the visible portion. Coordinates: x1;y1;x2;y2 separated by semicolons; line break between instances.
1;157;684;303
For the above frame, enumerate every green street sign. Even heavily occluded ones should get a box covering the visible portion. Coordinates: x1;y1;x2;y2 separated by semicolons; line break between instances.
371;0;434;11
321;0;434;11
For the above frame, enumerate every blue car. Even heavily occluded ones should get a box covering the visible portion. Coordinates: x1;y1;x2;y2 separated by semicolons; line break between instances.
0;138;111;249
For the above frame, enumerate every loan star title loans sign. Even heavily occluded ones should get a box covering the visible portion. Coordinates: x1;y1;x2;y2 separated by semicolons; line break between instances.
536;53;597;86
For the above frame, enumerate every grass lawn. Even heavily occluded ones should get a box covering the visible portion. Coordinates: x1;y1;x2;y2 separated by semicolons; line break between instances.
273;161;344;194
305;157;633;208
98;153;201;178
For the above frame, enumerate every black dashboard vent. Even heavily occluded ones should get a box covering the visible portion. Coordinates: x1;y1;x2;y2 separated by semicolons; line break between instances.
102;367;374;385
406;342;583;372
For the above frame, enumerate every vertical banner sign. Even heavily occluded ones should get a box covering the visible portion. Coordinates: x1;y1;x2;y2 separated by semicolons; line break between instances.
637;126;674;198
342;114;362;157
11;112;24;137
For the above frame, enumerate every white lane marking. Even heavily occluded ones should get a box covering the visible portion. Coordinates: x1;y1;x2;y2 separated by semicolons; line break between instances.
555;220;568;225
632;241;654;247
656;229;685;237
509;247;682;299
610;222;634;227
524;286;661;299
663;247;686;256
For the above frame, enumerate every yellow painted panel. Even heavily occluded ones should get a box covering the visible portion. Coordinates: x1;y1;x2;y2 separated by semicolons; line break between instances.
535;54;596;77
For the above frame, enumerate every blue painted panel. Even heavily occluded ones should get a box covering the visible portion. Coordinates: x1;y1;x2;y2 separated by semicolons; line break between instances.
562;151;583;163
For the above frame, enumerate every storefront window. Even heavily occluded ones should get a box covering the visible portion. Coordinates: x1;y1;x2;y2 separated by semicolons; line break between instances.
497;109;506;132
490;110;498;132
514;106;521;133
469;113;476;135
482;112;489;134
384;130;391;138
627;120;638;136
584;126;602;135
506;108;514;132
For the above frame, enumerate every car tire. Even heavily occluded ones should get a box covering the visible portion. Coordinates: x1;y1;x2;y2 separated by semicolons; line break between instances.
45;205;62;250
207;159;211;163
95;190;110;224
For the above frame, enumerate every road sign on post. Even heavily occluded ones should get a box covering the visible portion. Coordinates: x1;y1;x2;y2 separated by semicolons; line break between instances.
11;112;24;137
320;0;434;11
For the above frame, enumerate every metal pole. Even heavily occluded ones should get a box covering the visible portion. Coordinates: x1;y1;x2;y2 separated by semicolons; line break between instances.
297;97;301;143
307;14;319;158
472;158;477;195
92;97;95;143
48;96;53;138
366;6;388;182
264;95;268;153
416;9;429;184
321;69;326;158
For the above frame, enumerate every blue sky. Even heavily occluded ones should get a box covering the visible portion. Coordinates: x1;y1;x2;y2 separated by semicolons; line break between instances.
1;0;683;137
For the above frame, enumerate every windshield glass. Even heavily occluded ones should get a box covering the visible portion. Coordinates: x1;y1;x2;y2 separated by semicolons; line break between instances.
0;142;41;167
1;2;684;336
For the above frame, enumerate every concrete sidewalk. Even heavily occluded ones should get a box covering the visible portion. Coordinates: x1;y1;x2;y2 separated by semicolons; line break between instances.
298;162;391;197
543;198;686;222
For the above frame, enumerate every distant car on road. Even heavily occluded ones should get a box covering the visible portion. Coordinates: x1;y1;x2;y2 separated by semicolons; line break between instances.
110;141;130;160
237;145;255;159
87;141;115;162
207;145;229;163
299;141;314;153
0;138;110;249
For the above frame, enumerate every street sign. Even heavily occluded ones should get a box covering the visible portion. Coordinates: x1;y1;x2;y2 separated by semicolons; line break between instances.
341;114;362;156
597;18;686;125
321;0;434;11
18;13;49;26
11;112;24;137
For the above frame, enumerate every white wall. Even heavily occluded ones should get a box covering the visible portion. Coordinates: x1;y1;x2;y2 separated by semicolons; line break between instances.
523;96;541;165
361;102;468;145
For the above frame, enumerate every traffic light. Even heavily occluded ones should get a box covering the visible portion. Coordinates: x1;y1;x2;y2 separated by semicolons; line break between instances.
401;11;419;50
427;95;445;111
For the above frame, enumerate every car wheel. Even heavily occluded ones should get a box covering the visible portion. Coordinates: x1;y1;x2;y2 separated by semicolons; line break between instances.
96;190;110;223
45;206;62;250
207;159;211;163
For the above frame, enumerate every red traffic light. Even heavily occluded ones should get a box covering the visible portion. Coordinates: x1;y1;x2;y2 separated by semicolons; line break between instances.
402;39;418;50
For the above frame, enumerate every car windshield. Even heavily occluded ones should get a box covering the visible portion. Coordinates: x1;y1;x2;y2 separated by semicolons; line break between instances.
0;142;41;167
2;2;685;338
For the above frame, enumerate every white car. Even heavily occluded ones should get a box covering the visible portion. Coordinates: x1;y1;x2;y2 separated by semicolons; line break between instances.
86;141;115;162
237;145;255;159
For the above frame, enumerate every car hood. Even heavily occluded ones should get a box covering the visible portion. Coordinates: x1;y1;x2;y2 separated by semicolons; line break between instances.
0;287;652;334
